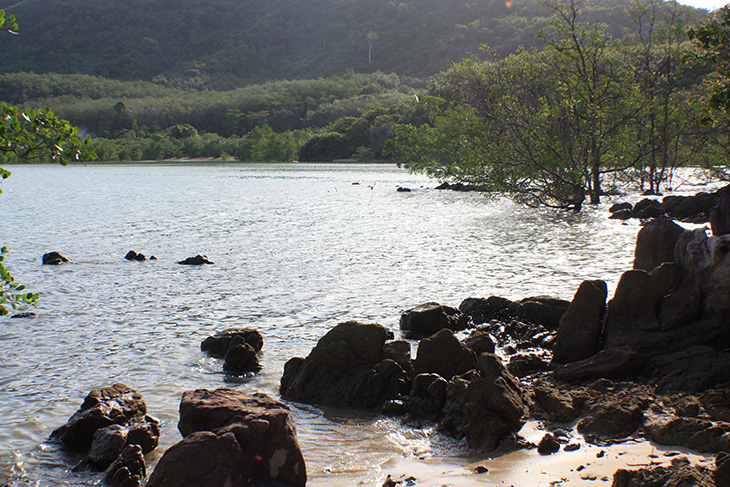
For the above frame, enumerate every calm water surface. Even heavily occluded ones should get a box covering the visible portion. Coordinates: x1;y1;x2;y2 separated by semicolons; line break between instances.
0;163;655;485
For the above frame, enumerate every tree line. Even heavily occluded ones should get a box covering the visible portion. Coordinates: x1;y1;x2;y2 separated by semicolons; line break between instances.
385;0;729;210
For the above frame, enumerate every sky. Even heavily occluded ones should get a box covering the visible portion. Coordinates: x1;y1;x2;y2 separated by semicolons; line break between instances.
676;0;728;10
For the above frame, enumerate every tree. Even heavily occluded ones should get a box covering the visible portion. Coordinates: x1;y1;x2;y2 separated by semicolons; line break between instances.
689;5;730;111
0;9;95;315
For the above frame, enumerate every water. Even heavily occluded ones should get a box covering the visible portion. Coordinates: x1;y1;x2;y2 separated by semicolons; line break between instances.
0;162;668;485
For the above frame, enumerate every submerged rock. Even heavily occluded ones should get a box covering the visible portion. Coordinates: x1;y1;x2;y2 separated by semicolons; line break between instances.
147;389;305;487
177;255;213;265
399;302;469;339
42;251;69;265
201;328;264;374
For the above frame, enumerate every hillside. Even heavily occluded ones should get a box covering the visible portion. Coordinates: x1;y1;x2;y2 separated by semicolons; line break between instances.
0;0;672;89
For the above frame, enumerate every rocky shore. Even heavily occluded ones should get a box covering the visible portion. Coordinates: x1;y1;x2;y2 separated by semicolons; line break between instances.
26;184;730;486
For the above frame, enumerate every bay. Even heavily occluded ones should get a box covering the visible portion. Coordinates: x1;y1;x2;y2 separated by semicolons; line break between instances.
0;162;645;485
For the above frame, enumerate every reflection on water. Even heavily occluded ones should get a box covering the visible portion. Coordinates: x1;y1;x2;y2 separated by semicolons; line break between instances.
0;163;680;485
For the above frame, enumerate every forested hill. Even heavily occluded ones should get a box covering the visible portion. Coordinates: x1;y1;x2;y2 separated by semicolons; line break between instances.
0;0;671;89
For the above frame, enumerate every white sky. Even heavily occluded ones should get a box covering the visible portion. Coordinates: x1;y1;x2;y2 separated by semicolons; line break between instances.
676;0;728;10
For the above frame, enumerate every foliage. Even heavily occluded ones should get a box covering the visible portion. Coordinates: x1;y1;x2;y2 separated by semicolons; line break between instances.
0;0;676;89
689;5;730;111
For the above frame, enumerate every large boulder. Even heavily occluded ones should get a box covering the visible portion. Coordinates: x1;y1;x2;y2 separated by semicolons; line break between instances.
280;321;408;410
507;296;569;330
552;280;607;364
413;329;478;380
710;185;730;236
633;218;685;272
613;457;714;487
400;302;469;339
553;348;646;382
147;389;305;487
458;296;513;325
645;414;730;453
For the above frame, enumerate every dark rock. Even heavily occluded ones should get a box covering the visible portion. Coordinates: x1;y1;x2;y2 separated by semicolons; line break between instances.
124;251;146;261
400;302;469;339
42;251;69;265
177;255;213;265
533;380;581;423
507;353;550;378
396;187;411;192
382;340;413;375
458;296;513;324
649;346;730;393
609;202;633;213
105;444;146;487
201;328;264;357
461;328;496;355
578;402;644;441
280;322;407;409
10;312;36;319
716;452;730;487
633;218;685;271
609;208;633;220
645;415;730;453
51;384;149;451
552;280;607;364
537;433;560;455
701;389;730;422
405;373;448;420
148;390;305;487
223;341;262;374
507;296;569;330
711;188;730;236
632;198;666;219
612;457;714;487
663;192;716;222
413;329;478;380
564;443;580;451
381;399;406;416
88;424;128;470
553;348;646;382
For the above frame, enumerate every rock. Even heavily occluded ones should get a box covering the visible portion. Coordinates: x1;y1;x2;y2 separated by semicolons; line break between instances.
507;296;569;330
552;280;607;364
405;373;448;420
533;379;581;423
458;296;513;324
177;255;213;265
382;340;413;375
716;452;730;487
396;186;411;192
105;444;146;487
42;251;69;265
51;384;150;451
711;187;730;236
609;202;633;213
400;302;469;339
609;208;633;220
633;218;685;271
462;328;496;355
537;433;560;455
649;346;730;392
612;457;714;487
201;328;264;357
88;424;128;470
507;353;550;378
223;341;261;374
413;329;478;380
701;389;730;422
148;390;305;487
124;250;146;261
602;264;678;354
577;402;644;440
439;363;527;451
280;322;408;409
10;312;36;319
663;192;717;222
645;415;730;453
632;198;666;219
553;348;646;382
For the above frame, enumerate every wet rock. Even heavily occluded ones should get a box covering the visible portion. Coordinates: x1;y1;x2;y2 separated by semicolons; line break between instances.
609;208;633;220
382;340;413;376
51;383;151;451
177;254;213;265
552;280;607;364
645;415;730;453
10;312;36;319
400;302;469;339
461;328;496;355
609;202;633;214
148;389;305;487
396;186;411;192
201;328;264;357
405;373;448;421
612;457;714;487
507;353;550;378
42;251;69;265
507;296;569;330
632;198;666;219
88;424;128;470
124;250;147;262
632;218;685;272
223;341;261;374
663;191;717;222
280;321;408;409
413;329;478;380
458;296;513;325
552;348;646;382
105;444;146;487
537;433;560;455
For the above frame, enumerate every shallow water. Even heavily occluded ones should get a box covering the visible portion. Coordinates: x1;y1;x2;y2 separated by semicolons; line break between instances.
0;162;706;485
